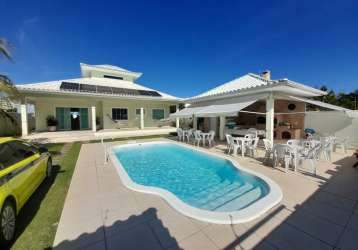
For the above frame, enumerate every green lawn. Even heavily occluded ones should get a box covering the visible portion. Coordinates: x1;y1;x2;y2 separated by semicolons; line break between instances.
9;142;82;250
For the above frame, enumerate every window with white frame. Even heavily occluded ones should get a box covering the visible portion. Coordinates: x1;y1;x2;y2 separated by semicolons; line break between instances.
112;108;128;120
152;109;165;120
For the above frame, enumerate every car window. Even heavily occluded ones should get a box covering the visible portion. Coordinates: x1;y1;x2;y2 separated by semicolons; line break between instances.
0;143;22;170
7;141;37;159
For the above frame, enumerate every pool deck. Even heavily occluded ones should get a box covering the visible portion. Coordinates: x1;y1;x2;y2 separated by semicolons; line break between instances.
22;127;176;143
53;138;358;250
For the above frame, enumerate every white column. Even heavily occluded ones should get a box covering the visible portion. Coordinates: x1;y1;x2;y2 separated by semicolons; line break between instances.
91;106;96;132
219;116;225;140
266;92;275;143
175;104;180;128
193;115;197;130
140;107;144;129
20;103;28;136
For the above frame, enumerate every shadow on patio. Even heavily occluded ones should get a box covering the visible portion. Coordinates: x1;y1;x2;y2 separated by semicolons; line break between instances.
53;208;181;250
221;154;358;250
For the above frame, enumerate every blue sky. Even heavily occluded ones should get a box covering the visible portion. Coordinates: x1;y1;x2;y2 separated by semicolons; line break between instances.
1;0;358;98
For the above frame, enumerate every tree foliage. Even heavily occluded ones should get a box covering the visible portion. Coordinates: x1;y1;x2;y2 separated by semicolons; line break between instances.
313;85;358;110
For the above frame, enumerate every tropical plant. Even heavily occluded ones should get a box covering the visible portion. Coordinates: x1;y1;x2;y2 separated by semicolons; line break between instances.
0;38;12;60
46;115;58;126
0;38;18;97
0;38;20;136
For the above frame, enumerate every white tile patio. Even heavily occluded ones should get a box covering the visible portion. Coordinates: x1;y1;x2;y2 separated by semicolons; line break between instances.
22;127;176;143
53;138;358;250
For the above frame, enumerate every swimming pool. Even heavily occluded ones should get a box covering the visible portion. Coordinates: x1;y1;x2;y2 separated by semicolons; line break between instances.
110;141;282;224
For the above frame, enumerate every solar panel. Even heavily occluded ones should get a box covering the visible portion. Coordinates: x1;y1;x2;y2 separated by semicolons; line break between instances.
112;87;138;96
138;90;162;97
60;81;161;97
60;82;79;91
80;84;97;92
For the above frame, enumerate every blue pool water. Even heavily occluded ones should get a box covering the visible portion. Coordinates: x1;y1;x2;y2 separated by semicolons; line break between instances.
114;143;270;212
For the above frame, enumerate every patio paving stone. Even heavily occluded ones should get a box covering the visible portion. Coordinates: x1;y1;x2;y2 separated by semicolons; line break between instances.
106;223;163;250
284;207;344;245
337;227;358;250
53;216;105;249
168;231;219;250
149;211;201;248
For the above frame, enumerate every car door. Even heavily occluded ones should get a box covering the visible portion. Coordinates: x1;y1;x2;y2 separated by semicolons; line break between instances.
0;142;31;208
6;141;42;207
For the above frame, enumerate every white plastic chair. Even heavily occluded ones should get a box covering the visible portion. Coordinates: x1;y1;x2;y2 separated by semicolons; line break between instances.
334;137;348;153
207;130;215;147
297;143;322;175
225;134;233;154
272;144;293;173
193;131;203;146
320;137;332;161
263;139;273;161
230;136;242;156
184;129;193;143
246;137;259;157
177;128;183;141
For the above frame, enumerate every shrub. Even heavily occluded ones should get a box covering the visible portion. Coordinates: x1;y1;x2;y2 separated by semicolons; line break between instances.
46;115;58;126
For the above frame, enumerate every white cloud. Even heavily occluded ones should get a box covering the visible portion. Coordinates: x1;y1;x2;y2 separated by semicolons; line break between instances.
17;16;40;45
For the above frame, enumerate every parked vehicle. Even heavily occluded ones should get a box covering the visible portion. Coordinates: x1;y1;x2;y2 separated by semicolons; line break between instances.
0;137;52;245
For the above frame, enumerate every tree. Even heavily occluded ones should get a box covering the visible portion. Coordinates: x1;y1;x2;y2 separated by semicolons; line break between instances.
0;38;18;97
0;38;20;136
314;85;358;110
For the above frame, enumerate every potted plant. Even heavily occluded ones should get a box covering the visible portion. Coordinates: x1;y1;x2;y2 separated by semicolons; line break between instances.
96;117;101;130
46;115;58;132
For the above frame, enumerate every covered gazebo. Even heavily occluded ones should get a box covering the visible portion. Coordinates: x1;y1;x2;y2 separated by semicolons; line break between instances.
171;71;356;144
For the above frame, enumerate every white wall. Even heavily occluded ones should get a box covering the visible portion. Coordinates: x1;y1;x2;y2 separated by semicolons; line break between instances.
102;99;173;129
33;96;177;131
305;111;358;146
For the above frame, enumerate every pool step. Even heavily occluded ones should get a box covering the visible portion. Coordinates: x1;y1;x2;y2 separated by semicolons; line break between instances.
199;183;255;211
213;186;262;212
189;180;242;204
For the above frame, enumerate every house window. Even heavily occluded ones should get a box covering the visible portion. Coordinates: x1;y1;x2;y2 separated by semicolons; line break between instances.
112;108;128;120
135;108;145;115
169;105;177;113
152;109;165;120
104;75;124;80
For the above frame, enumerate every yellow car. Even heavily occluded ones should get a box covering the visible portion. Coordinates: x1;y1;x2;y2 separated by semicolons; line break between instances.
0;137;52;245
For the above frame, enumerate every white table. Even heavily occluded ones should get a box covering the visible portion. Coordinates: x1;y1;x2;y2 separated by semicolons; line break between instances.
232;137;251;157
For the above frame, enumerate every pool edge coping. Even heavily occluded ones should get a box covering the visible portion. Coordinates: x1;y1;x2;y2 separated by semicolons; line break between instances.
109;140;283;224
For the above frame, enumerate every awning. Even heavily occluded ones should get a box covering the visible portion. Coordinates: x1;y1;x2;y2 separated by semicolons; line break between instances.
288;95;351;112
196;99;257;117
169;106;206;118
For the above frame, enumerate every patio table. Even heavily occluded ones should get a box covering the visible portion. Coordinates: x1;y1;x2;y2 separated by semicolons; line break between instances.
232;137;251;157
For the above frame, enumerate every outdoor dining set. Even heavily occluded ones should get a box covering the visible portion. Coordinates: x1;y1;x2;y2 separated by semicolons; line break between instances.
176;128;216;147
176;127;349;176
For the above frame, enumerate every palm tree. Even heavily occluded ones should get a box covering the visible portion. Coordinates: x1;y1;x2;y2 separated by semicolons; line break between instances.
0;38;20;135
0;38;12;60
0;38;18;97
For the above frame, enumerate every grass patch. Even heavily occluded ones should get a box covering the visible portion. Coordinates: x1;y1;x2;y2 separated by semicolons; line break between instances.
9;142;82;250
45;143;65;156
